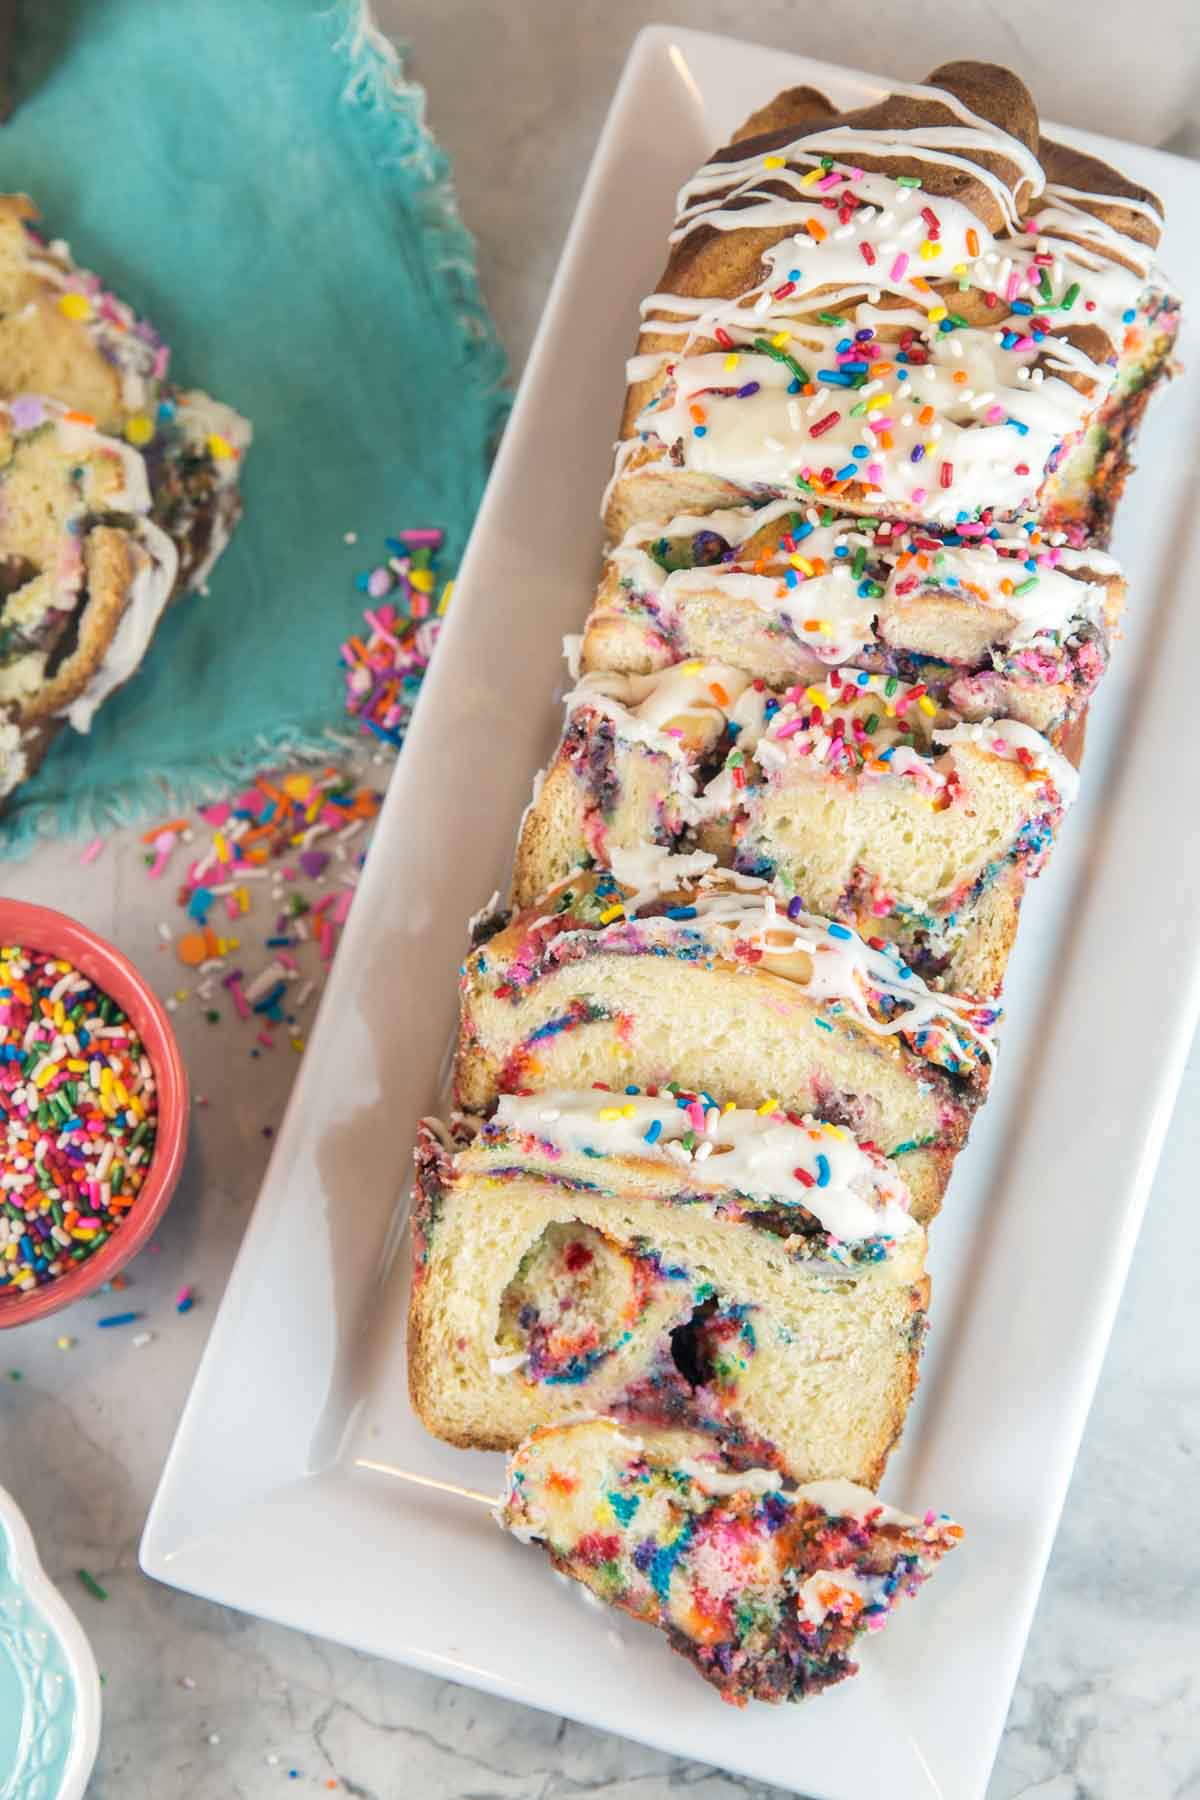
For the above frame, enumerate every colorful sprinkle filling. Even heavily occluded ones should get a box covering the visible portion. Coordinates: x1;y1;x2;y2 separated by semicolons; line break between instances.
0;947;157;1292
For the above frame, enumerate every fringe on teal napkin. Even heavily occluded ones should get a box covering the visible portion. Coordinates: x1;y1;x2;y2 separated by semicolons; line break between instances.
0;0;509;857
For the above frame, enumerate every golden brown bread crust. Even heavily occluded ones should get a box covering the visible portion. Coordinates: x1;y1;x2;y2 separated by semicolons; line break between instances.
717;61;1038;216
0;197;129;433
1036;135;1163;257
731;86;836;145
511;763;583;910
407;1292;448;1445
620;64;1046;444
871;1271;930;1488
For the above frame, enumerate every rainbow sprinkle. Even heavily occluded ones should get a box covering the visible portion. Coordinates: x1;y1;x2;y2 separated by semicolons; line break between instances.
135;767;382;1054
0;947;158;1292
340;528;453;746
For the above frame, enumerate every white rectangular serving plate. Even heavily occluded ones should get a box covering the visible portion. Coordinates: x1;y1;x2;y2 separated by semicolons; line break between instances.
142;28;1200;1800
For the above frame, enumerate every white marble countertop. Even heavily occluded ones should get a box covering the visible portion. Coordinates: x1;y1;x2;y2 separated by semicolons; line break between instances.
2;5;1199;1796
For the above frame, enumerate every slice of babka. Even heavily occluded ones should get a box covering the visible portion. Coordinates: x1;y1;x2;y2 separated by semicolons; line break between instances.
457;854;997;1223
696;671;1077;995
582;501;1123;743
410;1091;928;1487
603;63;1149;537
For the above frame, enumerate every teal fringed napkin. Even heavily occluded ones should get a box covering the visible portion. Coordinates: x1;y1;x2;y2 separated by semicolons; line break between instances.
0;0;508;855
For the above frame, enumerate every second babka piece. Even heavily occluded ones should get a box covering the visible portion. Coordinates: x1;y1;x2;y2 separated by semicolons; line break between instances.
0;396;178;801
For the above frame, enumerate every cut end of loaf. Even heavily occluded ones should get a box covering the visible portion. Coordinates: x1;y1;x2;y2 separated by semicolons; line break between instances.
499;1418;962;1705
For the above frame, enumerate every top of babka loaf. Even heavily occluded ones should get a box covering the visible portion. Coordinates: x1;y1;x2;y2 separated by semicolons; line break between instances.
610;63;1166;533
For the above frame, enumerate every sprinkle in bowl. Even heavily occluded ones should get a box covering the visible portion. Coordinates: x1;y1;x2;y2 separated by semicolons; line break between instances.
0;899;189;1328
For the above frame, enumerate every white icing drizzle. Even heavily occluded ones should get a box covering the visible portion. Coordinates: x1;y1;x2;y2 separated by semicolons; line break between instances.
605;842;723;906
677;1459;782;1496
563;662;750;756
1035;182;1161;280
674;75;1043;239
61;519;179;732
795;1475;918;1525
934;715;1080;803
608;503;1117;655
492;1087;919;1246
602;849;998;1064
633;334;1110;524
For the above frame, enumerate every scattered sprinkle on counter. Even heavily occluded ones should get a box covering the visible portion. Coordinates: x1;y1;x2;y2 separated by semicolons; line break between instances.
131;768;382;1055
0;947;158;1292
76;530;451;1065
77;1568;108;1601
341;526;452;746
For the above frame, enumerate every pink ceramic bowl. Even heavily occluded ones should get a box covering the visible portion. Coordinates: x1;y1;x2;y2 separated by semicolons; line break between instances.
0;899;189;1329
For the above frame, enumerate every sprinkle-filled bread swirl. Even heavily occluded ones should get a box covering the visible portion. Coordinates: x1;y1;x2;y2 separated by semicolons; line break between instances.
409;1100;928;1486
511;660;751;909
